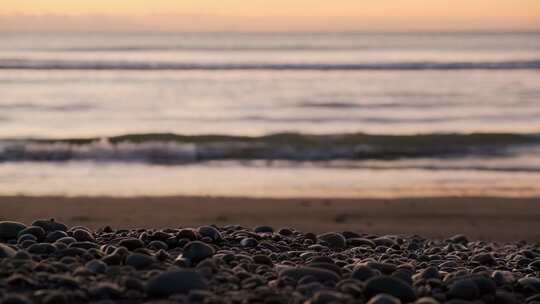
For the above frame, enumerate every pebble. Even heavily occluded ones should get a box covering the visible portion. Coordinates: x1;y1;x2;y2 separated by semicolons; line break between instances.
0;221;27;239
0;243;17;258
365;276;416;302
145;270;208;297
280;266;341;282
0;220;538;303
317;232;346;249
448;278;480;300
182;241;215;263
125;253;156;270
197;226;222;242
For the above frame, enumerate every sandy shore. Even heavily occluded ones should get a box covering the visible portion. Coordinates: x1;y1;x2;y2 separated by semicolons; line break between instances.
1;196;539;242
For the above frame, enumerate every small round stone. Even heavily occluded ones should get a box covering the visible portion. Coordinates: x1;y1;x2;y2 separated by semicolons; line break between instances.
0;243;17;258
125;253;156;270
448;279;480;301
197;226;222;242
182;241;215;263
32;219;67;232
254;226;274;233
365;276;416;302
72;229;95;242
0;221;27;239
317;232;346;249
17;226;46;241
279;266;341;282
367;294;402;304
146;270;208;297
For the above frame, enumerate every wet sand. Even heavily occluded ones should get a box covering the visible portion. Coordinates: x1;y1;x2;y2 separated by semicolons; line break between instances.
0;196;539;242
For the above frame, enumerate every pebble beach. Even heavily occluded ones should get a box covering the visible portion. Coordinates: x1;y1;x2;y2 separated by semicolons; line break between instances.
1;218;540;304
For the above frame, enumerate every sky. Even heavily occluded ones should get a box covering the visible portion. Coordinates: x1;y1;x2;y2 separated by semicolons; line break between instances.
0;0;539;32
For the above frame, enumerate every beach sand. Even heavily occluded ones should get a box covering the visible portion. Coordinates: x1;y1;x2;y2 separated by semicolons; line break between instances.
1;196;538;242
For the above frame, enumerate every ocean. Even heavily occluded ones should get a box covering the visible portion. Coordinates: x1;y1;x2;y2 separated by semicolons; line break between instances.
0;32;539;197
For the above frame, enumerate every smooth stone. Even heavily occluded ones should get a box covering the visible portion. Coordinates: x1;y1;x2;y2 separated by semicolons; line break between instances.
347;238;376;247
0;243;17;258
72;229;95;242
352;265;380;281
279;266;340;282
367;294;402;304
182;241;215;263
448;234;469;245
317;232;346;249
254;226;274;233
146;270;208;297
448;279;480;300
471;253;496;265
365;276;416;302
32;219;67;232
86;259;108;274
415;297;440;304
518;277;540;293
118;238;144;251
373;237;398;248
253;254;273;266
17;226;46;241
0;221;27;239
197;226;222;242
125;253;156;270
27;243;56;254
240;237;258;248
45;231;69;243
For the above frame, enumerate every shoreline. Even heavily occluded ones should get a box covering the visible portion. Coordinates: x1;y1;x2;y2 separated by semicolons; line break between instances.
1;195;539;242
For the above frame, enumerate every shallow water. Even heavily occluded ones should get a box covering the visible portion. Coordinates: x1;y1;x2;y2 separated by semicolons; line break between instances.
0;32;539;197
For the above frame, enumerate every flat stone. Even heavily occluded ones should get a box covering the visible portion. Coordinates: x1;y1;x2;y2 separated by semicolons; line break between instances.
146;270;208;297
126;253;156;270
197;226;222;242
32;219;67;232
367;294;402;304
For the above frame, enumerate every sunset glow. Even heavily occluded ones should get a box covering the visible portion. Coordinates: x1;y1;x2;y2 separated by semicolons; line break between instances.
1;0;539;31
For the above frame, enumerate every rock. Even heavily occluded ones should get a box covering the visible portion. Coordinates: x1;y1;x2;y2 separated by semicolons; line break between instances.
373;237;398;248
280;266;341;282
308;290;347;304
240;237;258;248
253;254;273;266
146;270;208;297
118;238;144;251
125;253;155;270
471;253;496;265
448;234;469;245
32;219;67;232
17;226;46;241
367;294;402;304
0;221;27;239
85;259;108;274
415;297;440;304
517;277;540;293
352;265;379;281
197;226;222;242
182;241;215;263
45;230;69;243
365;276;416;302
254;226;274;233
27;243;56;254
448;279;480;300
0;243;17;258
317;232;346;249
72;229;95;242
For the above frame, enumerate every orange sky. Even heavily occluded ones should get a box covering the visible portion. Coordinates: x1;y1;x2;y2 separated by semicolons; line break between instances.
1;0;539;31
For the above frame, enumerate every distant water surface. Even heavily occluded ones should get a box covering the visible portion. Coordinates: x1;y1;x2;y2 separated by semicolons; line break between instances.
0;32;539;197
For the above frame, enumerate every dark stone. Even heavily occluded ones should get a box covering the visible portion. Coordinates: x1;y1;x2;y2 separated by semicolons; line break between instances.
317;232;346;249
17;226;46;241
0;243;17;258
365;276;416;302
182;241;215;263
280;266;340;282
72;229;95;242
448;279;480;300
125;253;155;270
118;238;145;251
352;265;379;281
146;270;208;297
32;219;67;232
0;221;27;239
254;226;274;233
367;294;401;304
197;226;222;242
